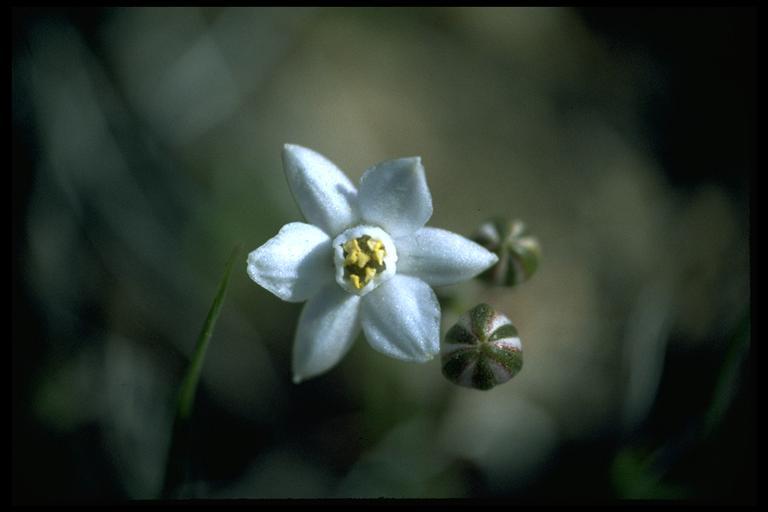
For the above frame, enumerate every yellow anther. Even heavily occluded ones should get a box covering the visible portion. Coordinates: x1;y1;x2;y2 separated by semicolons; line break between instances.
344;239;362;266
355;252;370;268
341;235;388;291
344;239;361;254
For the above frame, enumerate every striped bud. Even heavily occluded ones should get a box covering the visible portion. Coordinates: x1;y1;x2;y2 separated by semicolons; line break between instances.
441;303;523;390
472;218;540;287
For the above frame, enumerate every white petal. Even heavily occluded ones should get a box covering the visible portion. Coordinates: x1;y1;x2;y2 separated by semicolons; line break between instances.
292;282;361;383
358;157;433;237
247;222;332;302
396;227;499;286
282;144;359;236
360;274;440;362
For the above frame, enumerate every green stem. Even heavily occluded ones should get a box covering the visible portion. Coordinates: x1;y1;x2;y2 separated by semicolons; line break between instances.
161;244;241;498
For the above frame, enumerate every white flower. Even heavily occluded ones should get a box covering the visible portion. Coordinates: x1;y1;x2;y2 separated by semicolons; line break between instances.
247;144;499;383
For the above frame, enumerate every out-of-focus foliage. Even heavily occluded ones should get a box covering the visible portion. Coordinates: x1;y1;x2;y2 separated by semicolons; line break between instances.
13;7;753;503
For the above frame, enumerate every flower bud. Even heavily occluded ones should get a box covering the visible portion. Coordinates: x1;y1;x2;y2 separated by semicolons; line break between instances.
472;218;540;287
441;303;522;390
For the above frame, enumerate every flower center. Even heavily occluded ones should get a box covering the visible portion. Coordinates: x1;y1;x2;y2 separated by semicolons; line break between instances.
342;235;387;290
332;225;397;296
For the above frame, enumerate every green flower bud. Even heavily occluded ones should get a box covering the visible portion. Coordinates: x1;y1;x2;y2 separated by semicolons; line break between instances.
441;303;523;390
472;218;541;287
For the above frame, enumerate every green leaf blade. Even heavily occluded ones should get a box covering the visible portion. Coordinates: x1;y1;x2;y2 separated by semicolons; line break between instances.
161;244;241;498
177;244;241;420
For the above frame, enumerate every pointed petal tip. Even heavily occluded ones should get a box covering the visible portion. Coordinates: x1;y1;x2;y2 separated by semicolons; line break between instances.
292;283;362;384
281;143;315;165
245;259;258;283
245;223;332;302
281;143;302;159
401;156;424;170
360;275;440;362
245;248;264;285
476;246;500;275
358;157;433;237
409;348;439;363
395;228;500;286
280;145;359;235
372;156;424;174
416;351;437;363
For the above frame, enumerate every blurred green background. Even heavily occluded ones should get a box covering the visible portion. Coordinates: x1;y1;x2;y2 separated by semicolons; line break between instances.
13;7;754;503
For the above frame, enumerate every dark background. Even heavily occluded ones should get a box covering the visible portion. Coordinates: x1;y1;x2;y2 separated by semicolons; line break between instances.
13;7;754;503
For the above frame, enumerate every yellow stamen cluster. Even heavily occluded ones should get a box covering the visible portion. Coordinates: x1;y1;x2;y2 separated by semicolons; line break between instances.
342;235;387;289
